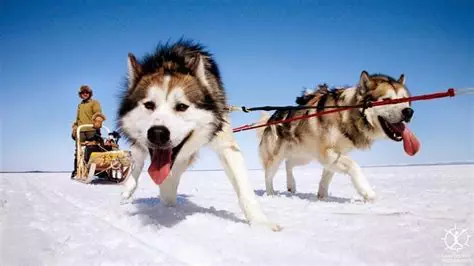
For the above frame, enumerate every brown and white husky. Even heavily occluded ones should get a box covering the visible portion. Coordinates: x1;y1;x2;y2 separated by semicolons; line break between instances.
257;71;420;200
118;40;280;230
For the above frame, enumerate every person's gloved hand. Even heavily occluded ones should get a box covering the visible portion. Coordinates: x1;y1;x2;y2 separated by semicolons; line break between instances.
71;124;78;140
92;113;106;129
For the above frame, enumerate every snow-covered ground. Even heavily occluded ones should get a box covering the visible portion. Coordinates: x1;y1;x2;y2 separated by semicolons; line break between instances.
1;165;473;265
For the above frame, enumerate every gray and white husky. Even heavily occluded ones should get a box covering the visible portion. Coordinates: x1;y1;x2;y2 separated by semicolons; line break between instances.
117;40;280;231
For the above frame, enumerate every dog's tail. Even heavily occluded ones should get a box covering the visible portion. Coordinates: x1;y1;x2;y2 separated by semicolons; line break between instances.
256;112;271;141
256;112;282;169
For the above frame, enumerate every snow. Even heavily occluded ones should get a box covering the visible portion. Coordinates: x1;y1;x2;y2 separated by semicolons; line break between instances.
1;165;473;265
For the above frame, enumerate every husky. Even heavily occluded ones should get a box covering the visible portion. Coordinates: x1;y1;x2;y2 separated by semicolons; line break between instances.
117;40;280;231
105;131;121;146
257;71;420;200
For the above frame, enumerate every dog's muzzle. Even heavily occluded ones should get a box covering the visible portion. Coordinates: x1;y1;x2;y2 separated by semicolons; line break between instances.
147;126;170;146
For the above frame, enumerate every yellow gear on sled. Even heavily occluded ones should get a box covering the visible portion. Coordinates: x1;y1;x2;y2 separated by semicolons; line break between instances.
88;150;131;168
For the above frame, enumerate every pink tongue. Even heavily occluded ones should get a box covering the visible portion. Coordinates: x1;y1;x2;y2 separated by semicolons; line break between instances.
402;127;420;156
148;149;171;185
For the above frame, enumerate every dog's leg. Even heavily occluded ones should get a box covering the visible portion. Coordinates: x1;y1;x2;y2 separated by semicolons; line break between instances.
285;160;296;193
317;168;334;199
264;151;285;195
211;127;281;231
159;160;188;207
121;145;146;200
321;150;376;201
265;159;282;196
284;157;311;194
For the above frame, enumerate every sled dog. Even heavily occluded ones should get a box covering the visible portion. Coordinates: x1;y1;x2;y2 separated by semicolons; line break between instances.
257;71;420;200
118;40;279;230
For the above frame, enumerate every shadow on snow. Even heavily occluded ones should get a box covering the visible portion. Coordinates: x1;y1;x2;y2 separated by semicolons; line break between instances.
129;194;246;228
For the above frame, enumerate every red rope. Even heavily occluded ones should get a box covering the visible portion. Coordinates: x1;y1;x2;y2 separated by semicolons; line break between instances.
232;88;456;133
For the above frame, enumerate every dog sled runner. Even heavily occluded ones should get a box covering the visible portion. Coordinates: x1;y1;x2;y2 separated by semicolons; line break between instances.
74;124;133;184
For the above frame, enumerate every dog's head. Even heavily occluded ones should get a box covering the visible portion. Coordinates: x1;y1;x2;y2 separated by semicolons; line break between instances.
107;131;121;145
118;41;226;184
357;71;420;155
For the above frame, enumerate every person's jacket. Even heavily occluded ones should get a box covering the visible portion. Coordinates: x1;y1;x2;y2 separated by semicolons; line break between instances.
72;98;104;132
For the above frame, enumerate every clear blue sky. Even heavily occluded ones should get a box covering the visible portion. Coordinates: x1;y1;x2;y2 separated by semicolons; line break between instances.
1;0;473;171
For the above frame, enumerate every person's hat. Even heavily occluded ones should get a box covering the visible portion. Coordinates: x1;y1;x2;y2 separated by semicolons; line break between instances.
78;85;93;96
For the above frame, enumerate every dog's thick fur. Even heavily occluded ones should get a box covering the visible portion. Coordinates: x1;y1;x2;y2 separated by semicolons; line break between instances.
118;40;279;230
257;71;414;200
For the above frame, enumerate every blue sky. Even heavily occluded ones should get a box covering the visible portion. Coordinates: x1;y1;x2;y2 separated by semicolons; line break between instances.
1;0;473;171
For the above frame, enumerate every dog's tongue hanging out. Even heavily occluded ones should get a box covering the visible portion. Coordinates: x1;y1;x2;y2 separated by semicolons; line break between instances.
402;127;420;156
148;149;172;185
392;123;421;156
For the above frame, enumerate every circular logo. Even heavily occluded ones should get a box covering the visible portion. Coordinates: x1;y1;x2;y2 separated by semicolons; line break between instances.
442;224;471;252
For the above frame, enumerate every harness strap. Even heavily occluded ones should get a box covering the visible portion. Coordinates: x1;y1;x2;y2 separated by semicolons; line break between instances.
231;88;461;133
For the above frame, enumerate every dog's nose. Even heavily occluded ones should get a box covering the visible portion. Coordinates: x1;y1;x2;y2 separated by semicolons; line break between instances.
147;126;170;146
402;108;414;122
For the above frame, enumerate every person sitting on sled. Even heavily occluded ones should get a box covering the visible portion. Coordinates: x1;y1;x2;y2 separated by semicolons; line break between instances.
71;85;106;178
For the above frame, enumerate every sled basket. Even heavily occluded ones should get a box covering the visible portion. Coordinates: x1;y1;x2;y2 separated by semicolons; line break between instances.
74;124;133;184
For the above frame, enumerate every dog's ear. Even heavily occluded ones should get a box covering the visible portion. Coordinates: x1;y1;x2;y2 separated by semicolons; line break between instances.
112;131;121;139
127;53;142;88
186;53;210;88
398;74;406;85
358;70;373;95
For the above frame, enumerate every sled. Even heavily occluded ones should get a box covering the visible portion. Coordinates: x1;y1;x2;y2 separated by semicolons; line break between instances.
73;124;133;184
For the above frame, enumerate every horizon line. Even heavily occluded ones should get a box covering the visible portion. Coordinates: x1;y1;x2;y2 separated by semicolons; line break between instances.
1;161;473;174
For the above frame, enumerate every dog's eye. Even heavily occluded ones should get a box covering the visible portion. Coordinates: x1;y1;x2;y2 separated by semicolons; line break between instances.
175;103;189;112
144;101;156;110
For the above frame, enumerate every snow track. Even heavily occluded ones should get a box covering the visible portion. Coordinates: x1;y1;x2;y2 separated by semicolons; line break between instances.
1;165;473;265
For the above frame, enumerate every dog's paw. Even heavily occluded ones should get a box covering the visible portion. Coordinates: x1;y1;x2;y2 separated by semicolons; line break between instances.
121;190;133;200
160;196;177;207
362;189;376;202
287;187;296;194
251;221;283;232
269;223;283;232
266;189;275;196
317;189;329;200
120;198;132;205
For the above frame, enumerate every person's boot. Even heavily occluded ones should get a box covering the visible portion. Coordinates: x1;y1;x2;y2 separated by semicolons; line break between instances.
71;157;77;179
